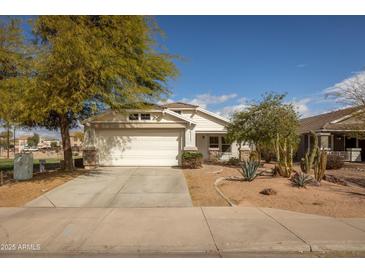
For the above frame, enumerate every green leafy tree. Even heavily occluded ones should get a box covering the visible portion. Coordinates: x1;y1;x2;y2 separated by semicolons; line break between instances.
27;133;40;147
50;141;58;149
227;92;299;176
19;16;177;170
0;130;13;149
0;18;30;158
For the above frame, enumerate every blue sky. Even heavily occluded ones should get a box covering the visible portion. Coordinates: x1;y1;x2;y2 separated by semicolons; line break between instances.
7;16;365;137
156;16;365;117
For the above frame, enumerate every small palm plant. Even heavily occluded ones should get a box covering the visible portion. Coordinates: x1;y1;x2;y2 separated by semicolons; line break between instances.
241;159;260;182
291;172;313;188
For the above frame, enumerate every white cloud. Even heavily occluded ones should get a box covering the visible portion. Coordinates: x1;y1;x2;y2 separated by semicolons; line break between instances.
182;93;237;108
216;98;248;118
157;98;174;105
324;70;365;105
291;98;312;117
296;63;308;68
217;97;314;119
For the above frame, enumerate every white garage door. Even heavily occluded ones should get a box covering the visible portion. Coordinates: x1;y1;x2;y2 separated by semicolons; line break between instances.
96;129;182;166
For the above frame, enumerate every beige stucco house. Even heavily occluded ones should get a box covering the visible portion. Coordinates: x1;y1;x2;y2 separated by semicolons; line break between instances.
82;102;240;166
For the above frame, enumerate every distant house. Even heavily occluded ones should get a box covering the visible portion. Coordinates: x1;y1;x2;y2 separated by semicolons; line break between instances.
15;135;32;153
38;137;61;150
298;106;365;162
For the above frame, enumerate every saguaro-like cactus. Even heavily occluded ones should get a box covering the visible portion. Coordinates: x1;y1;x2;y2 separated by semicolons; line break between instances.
275;136;293;178
314;149;327;183
300;131;318;173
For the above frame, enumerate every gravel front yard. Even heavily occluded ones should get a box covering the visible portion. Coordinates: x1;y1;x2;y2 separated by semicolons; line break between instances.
183;164;365;217
0;169;87;207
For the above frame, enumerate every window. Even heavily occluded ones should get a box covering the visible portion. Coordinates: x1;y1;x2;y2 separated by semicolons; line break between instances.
173;110;182;114
141;113;151;120
221;137;231;152
129;113;139;121
209;136;219;148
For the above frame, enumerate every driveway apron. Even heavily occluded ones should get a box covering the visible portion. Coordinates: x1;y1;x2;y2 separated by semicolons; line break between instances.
25;167;193;208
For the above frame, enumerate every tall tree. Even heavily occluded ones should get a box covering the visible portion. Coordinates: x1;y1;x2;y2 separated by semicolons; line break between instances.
325;71;365;137
23;16;177;170
0;18;30;158
325;71;365;107
227;92;299;169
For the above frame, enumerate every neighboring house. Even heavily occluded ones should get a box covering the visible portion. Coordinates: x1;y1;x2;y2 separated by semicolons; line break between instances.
15;135;31;153
298;106;365;162
83;102;240;166
38;137;61;149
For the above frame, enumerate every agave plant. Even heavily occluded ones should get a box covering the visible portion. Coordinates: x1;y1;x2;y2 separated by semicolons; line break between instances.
291;172;313;188
241;159;260;182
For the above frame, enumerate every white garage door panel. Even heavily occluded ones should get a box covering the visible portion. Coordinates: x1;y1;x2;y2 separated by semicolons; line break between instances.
96;129;182;166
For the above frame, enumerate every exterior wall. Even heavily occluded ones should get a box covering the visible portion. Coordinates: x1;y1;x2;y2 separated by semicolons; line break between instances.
196;133;239;160
180;110;227;131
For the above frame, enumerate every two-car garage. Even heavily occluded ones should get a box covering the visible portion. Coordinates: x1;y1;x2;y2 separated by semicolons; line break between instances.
95;129;183;166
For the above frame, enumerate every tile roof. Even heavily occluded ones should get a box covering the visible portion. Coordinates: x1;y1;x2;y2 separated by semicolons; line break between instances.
299;106;364;134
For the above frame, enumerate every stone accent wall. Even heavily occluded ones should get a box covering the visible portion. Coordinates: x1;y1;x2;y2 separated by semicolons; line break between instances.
83;147;98;169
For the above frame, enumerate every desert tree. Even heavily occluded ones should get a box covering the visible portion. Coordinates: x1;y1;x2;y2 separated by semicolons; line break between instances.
325;71;365;137
325;71;365;107
227;92;299;177
0;18;31;158
21;16;177;170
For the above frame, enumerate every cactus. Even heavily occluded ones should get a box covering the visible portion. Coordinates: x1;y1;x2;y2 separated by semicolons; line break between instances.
275;137;293;178
241;159;260;182
300;131;318;173
314;149;327;183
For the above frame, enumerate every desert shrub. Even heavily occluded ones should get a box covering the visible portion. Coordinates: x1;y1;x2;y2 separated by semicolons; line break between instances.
261;149;275;163
291;172;313;188
182;151;203;169
326;154;344;170
241;159;260;182
226;157;240;166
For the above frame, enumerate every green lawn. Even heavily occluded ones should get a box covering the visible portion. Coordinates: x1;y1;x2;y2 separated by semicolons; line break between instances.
0;158;61;171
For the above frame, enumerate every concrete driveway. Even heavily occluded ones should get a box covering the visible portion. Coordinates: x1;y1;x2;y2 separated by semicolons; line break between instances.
25;167;193;208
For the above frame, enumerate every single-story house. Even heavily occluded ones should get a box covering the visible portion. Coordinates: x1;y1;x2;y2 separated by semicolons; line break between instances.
82;102;241;167
298;106;365;162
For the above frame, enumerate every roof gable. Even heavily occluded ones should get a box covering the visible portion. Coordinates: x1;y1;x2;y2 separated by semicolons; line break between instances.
299;106;365;133
162;102;198;109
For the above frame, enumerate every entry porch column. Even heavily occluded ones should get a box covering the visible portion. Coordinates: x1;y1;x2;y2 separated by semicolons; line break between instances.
183;124;197;151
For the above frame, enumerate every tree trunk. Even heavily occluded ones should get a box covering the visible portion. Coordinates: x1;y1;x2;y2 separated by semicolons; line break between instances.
59;113;74;171
6;124;10;159
275;134;280;162
13;125;15;154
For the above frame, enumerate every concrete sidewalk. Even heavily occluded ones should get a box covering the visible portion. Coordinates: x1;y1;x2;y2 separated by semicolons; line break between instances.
0;207;364;257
